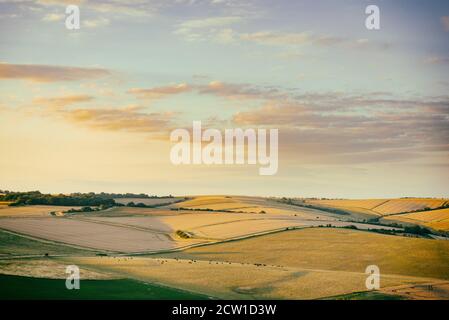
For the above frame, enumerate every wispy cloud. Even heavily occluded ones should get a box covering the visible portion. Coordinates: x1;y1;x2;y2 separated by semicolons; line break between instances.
32;95;94;108
0;63;111;82
128;81;283;101
441;16;449;32
47;104;173;134
42;13;64;22
174;16;241;42
425;56;449;65
83;17;110;28
231;94;449;164
128;83;191;100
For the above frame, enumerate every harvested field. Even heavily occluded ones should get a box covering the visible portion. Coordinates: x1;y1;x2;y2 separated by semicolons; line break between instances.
81;213;390;241
74;206;180;217
373;199;448;215
309;199;387;210
383;208;449;231
172;196;260;211
307;198;448;216
0;217;178;253
82;213;260;234
0;205;83;217
191;219;304;239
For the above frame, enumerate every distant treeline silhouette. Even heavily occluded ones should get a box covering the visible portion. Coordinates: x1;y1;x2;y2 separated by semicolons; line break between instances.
0;191;174;207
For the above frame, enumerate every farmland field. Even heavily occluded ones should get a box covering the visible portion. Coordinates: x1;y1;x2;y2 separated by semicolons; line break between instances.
0;205;83;217
0;274;208;300
307;198;448;217
1;196;448;300
160;228;449;281
0;217;178;253
64;255;431;300
383;208;449;232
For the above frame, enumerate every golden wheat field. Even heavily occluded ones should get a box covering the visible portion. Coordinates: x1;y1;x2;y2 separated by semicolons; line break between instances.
309;199;387;210
373;199;448;215
0;205;83;217
308;198;448;217
384;208;449;232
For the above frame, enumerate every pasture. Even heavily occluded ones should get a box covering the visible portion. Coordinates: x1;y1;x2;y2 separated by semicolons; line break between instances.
65;255;430;300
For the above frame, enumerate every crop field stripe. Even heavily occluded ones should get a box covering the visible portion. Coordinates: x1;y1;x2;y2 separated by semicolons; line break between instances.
0;227;102;253
66;216;173;237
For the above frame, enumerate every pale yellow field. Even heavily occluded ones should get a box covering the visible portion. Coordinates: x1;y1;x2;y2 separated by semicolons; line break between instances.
83;213;262;233
172;196;263;211
0;205;83;217
82;214;309;241
63;256;431;300
172;196;237;208
191;219;305;239
77;206;180;217
384;208;449;231
308;198;448;216
374;199;448;215
309;199;387;210
0;217;179;253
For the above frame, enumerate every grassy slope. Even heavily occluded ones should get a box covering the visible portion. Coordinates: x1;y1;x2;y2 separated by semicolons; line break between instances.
325;291;404;300
0;274;208;300
161;228;449;281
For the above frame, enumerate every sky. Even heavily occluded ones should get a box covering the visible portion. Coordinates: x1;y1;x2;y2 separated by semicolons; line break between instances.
0;0;448;198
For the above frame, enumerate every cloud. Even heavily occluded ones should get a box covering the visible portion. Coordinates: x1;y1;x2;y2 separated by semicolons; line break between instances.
441;16;449;32
239;31;390;50
128;81;283;101
177;16;241;29
128;83;191;100
42;13;64;21
240;31;311;45
32;95;94;108
424;56;449;65
0;63;111;82
198;81;282;100
48;104;172;134
174;16;241;42
83;17;110;28
230;94;449;164
35;0;156;17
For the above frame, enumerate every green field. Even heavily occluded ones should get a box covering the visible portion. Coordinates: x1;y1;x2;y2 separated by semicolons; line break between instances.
0;274;209;300
325;291;405;300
